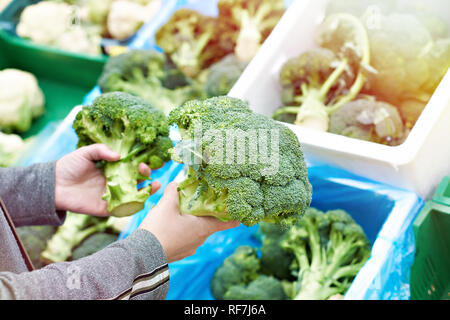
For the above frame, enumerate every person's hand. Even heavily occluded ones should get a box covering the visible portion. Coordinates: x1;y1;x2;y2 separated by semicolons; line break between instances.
54;144;161;216
139;182;240;263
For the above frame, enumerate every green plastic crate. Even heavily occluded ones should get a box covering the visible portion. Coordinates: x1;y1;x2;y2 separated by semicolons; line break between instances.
0;30;107;138
410;199;450;300
432;176;450;207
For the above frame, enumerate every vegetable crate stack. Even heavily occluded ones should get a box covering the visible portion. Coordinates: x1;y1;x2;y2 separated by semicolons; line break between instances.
230;0;450;199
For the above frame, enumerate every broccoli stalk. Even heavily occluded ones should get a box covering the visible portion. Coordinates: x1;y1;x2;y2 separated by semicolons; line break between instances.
273;13;370;132
73;92;172;217
41;212;111;263
281;209;371;300
217;0;285;63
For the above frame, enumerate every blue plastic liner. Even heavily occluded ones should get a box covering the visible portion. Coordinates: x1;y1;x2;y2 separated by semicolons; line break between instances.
163;164;424;300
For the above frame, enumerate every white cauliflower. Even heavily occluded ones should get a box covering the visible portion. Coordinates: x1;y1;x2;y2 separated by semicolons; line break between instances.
0;69;45;133
17;1;101;55
107;0;161;40
0;132;28;167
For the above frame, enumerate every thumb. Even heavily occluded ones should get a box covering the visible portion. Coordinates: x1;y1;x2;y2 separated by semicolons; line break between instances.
79;144;121;162
157;182;180;211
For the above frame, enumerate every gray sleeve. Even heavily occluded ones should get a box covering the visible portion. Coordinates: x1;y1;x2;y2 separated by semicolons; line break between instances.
0;229;169;300
0;162;65;227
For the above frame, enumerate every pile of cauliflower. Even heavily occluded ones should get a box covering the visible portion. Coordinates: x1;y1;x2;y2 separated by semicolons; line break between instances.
0;69;45;167
16;0;162;55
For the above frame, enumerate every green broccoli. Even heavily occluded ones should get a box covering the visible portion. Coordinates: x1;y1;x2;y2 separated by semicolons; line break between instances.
210;245;260;300
204;54;248;98
155;9;226;78
216;0;285;63
71;232;118;260
73;92;172;217
98;49;205;115
168;96;312;227
258;222;295;280
41;212;114;263
272;13;370;132
328;98;406;146
0;69;45;133
224;275;287;300
281;208;371;300
16;225;57;269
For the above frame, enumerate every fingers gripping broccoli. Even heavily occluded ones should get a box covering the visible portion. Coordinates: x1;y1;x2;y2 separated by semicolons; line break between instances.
73;92;172;217
281;208;371;300
169;96;312;227
98;49;204;114
217;0;286;63
155;9;226;78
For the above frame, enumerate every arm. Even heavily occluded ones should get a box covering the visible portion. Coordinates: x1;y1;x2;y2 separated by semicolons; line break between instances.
0;162;64;227
0;229;169;300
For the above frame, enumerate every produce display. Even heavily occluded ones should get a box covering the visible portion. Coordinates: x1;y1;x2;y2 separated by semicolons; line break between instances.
1;0;448;302
168;96;312;227
211;207;370;300
73;92;172;217
15;0;162;55
272;0;450;146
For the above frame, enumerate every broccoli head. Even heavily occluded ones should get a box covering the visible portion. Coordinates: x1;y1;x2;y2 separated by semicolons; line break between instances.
73;92;172;217
224;275;287;300
155;9;226;78
204;54;248;98
169;96;312;227
217;0;285;63
16;225;57;269
281;208;371;300
210;245;260;300
273;13;370;132
329;98;406;146
98;49;205;114
71;232;118;260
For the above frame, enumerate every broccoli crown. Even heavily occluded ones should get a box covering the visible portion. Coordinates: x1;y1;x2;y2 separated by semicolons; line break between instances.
16;225;57;269
224;275;287;300
210;245;260;300
280;208;371;300
71;232;118;260
204;54;248;98
73;92;172;217
169;96;312;227
217;0;285;63
155;9;226;78
98;49;204;114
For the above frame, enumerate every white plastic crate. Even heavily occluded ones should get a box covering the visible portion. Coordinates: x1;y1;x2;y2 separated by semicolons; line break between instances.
229;0;450;200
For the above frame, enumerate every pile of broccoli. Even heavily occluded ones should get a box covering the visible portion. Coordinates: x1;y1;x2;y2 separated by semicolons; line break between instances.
211;207;371;300
73;92;172;217
168;95;312;227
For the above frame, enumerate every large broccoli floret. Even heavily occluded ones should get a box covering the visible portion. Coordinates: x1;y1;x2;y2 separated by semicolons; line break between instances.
169;96;312;227
281;208;371;300
210;245;260;300
71;232;118;260
224;275;287;300
204;54;248;98
258;222;295;280
272;13;370;132
73;92;172;217
155;9;226;78
0;69;45;133
217;0;285;63
98;49;205;114
16;225;57;269
328;98;406;146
